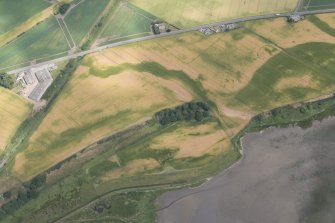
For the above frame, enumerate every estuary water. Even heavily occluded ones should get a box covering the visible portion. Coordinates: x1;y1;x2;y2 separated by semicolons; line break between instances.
157;117;335;223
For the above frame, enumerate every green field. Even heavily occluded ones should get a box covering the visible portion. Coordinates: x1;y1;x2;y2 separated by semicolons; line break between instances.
100;4;154;42
57;18;75;49
0;17;69;69
64;0;109;45
129;0;298;27
0;0;50;35
231;42;335;112
301;0;335;11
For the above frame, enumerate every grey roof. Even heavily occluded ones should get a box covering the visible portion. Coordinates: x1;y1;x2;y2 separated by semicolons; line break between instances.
28;69;53;101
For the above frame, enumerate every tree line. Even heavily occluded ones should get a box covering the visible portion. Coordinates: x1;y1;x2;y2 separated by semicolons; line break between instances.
0;174;46;219
0;73;14;89
155;101;211;125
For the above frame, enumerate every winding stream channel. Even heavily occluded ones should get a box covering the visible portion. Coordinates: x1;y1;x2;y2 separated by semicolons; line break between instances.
157;116;335;223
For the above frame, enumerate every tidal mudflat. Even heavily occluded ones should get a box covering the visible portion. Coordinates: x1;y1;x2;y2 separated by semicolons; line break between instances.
157;117;335;223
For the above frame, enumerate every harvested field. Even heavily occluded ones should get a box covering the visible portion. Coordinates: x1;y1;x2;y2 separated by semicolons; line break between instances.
89;30;279;95
129;0;299;27
245;17;335;48
316;13;335;30
13;64;191;180
0;88;31;152
93;16;335;116
150;122;228;158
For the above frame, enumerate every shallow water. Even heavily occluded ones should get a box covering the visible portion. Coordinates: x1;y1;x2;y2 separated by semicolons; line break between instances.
157;117;335;223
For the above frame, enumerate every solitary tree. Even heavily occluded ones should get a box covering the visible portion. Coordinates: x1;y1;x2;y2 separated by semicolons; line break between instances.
58;3;70;15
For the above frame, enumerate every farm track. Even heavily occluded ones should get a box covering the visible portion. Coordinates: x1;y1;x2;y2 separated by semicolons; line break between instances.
5;8;335;74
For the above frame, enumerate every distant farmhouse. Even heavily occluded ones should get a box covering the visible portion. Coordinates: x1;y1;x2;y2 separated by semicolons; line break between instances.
288;14;304;23
152;22;170;35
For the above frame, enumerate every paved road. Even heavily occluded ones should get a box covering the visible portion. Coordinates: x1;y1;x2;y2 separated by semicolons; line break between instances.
5;8;335;74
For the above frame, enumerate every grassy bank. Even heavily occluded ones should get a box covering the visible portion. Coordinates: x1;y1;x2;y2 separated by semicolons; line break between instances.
232;94;335;149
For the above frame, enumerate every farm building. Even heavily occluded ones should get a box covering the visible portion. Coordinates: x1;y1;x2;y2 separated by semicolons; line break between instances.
288;14;304;23
28;68;53;101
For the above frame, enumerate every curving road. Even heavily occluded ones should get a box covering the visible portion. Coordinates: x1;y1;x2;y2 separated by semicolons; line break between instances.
5;8;335;74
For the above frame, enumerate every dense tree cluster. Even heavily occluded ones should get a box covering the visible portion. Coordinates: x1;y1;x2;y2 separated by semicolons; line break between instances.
58;3;70;15
2;191;11;200
155;101;211;125
28;174;46;191
0;174;46;217
0;73;14;89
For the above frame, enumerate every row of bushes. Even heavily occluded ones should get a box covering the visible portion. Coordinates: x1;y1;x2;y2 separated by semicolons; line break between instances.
0;174;46;217
252;95;335;127
155;101;211;125
42;59;79;100
232;94;335;151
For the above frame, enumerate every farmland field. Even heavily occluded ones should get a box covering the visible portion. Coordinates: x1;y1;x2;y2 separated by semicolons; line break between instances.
78;16;335;118
231;42;335;112
12;57;194;180
64;0;109;45
0;88;31;153
0;17;69;69
300;0;335;11
0;5;54;48
6;117;240;222
4;13;335;223
99;3;155;43
57;18;75;49
0;0;50;35
129;0;299;27
12;15;335;180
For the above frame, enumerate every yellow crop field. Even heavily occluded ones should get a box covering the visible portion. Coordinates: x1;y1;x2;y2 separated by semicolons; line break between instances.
0;88;31;152
244;17;335;48
130;0;299;27
150;122;229;158
13;60;193;180
85;16;335;116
